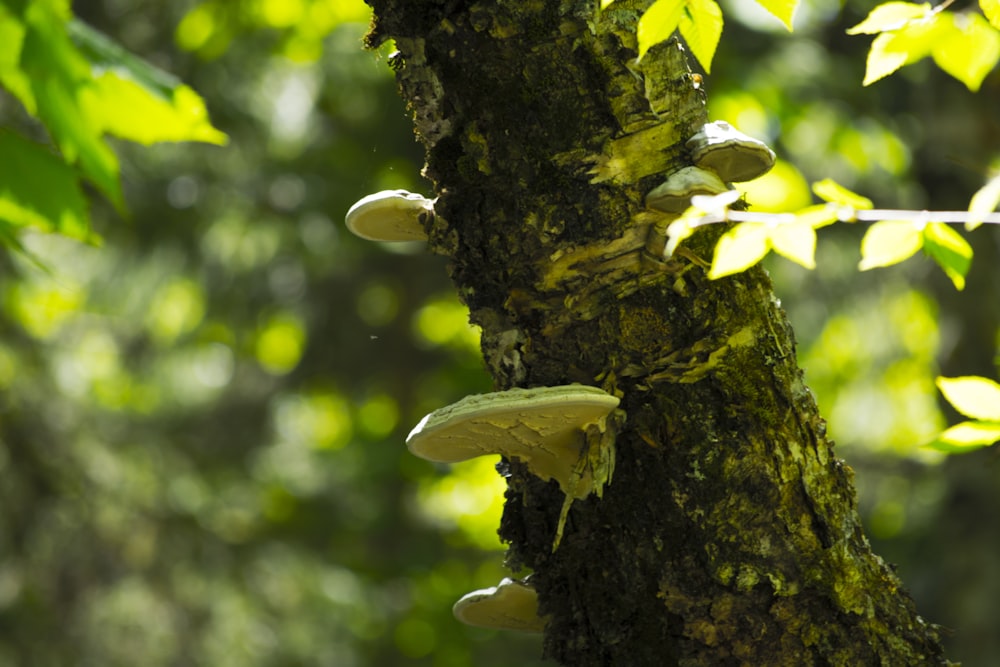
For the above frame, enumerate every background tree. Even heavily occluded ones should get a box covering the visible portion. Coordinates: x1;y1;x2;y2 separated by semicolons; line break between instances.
0;0;997;665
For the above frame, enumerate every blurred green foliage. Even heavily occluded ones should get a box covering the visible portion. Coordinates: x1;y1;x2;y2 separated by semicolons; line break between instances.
0;0;997;665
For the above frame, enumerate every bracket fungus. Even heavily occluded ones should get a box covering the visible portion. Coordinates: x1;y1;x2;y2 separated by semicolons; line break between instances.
406;384;620;500
645;166;729;213
344;189;433;242
686;120;776;183
452;578;546;633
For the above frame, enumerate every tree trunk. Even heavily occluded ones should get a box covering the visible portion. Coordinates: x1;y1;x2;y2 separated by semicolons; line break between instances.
365;1;947;664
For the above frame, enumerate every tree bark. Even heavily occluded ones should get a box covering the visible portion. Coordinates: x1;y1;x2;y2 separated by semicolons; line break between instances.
365;1;947;664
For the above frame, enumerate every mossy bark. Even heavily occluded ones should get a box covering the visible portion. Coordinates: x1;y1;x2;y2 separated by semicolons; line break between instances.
365;1;947;664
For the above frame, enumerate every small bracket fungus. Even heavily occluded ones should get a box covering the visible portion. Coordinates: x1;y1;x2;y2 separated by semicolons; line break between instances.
686;120;776;183
344;189;433;242
645;166;728;213
406;385;620;500
453;578;546;633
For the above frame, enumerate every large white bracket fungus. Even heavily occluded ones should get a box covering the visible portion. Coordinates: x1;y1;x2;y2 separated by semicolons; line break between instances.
406;384;620;500
686;120;776;183
452;578;546;633
344;189;433;241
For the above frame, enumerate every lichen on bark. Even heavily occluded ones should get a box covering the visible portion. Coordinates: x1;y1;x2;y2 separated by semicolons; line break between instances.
365;0;948;664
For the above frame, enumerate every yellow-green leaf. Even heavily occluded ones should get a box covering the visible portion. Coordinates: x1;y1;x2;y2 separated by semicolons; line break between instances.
85;73;227;145
600;0;617;8
794;204;840;229
709;222;770;279
846;2;930;35
860;16;944;85
967;172;1000;231
679;0;723;73
638;0;684;60
0;130;90;239
982;0;1000;30
812;179;873;210
931;12;1000;92
930;421;1000;451
664;218;698;258
937;376;1000;421
753;0;798;30
769;221;816;269
922;222;972;290
858;220;923;270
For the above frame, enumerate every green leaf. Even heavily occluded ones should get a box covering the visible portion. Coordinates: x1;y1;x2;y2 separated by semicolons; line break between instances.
860;15;943;86
0;131;90;240
86;73;227;145
967;173;1000;231
0;8;34;112
19;4;123;208
794;204;840;229
709;222;770;279
812;179;874;210
858;220;923;270
982;0;1000;30
637;0;684;60
929;421;1000;452
922;222;972;290
753;0;798;30
937;376;1000;421
769;221;816;269
68;20;227;145
846;2;930;35
931;12;1000;92
679;0;723;73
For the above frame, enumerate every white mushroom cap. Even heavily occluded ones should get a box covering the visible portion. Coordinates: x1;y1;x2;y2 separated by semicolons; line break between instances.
344;189;432;241
645;166;729;213
406;385;619;498
453;578;545;632
686;121;776;183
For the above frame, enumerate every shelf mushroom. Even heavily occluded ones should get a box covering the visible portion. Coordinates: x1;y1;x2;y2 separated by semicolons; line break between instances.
645;166;729;213
686;120;776;183
453;578;546;633
406;384;620;500
344;189;433;241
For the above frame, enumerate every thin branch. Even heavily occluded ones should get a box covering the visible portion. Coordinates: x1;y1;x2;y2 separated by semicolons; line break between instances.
686;209;1000;227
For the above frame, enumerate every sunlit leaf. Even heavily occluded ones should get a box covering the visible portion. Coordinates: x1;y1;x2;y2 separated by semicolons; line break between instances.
860;16;942;85
664;218;698;258
0;10;34;111
753;0;798;30
931;12;1000;92
709;222;770;279
982;0;1000;30
679;0;723;73
0;131;90;240
86;73;227;145
929;421;1000;452
846;2;930;35
794;204;840;229
20;7;124;207
967;172;1000;231
937;376;1000;421
922;222;972;290
69;20;227;145
637;0;684;60
858;220;923;270
812;179;873;210
769;221;816;269
600;0;617;8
